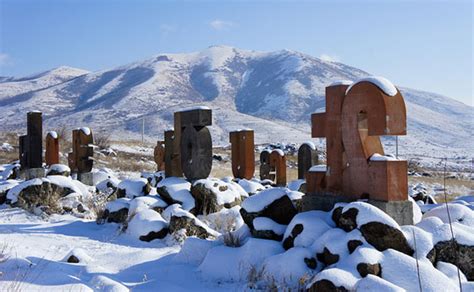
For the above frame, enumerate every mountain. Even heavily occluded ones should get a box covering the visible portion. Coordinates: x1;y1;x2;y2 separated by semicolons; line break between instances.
0;46;471;166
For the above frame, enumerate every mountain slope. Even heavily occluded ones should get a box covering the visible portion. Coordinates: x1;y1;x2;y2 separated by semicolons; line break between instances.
0;46;471;164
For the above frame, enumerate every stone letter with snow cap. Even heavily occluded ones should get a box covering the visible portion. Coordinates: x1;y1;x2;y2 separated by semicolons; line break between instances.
154;140;165;171
68;128;94;174
176;107;213;180
306;77;411;224
230;129;255;180
45;131;59;166
298;142;318;179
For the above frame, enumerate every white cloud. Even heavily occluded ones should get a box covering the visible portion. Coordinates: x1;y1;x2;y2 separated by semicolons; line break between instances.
209;19;235;31
319;54;340;63
0;53;11;66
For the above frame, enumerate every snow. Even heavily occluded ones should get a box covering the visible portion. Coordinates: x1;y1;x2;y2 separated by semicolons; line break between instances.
6;178;44;203
241;187;290;213
273;149;285;156
105;198;130;213
198;238;284;281
193;178;246;205
423;203;474;226
180;105;211;111
370;153;399;161
302;141;316;150
283;211;332;248
157;177;194;211
127;209;168;239
47;131;58;139
355;275;405;292
0;179;20;195
436;261;468;283
117;178;149;199
287;179;305;191
1;142;14;152
174;237;220;266
48;163;71;173
309;165;327;172
128;195;167;216
253;217;286;235
307;268;358;290
347;76;398;96
262;247;316;288
79;127;91;136
342;201;399;229
237;179;264;194
329;80;353;87
63;248;94;264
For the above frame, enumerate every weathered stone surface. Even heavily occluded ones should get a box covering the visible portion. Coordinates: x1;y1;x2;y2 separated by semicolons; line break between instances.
19;112;43;170
304;257;317;270
307;279;348;292
316;247;340;266
191;181;241;215
359;222;414;256
282;223;304;250
139;228;169;242
102;208;129;223
337;207;358;232
229;130;255;180
240;195;297;229
251;229;283;241
9;180;76;213
357;262;382;277
427;240;474;281
347;239;363;254
169;215;213;239
67;255;80;263
180;126;213;181
297;143;318;179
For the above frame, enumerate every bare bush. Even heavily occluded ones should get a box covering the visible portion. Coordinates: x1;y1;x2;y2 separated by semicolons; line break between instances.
94;132;111;150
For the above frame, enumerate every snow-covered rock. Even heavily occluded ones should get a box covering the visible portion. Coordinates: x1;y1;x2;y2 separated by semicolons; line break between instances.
157;177;194;211
127;209;168;242
116;178;151;199
191;178;247;215
46;164;71;176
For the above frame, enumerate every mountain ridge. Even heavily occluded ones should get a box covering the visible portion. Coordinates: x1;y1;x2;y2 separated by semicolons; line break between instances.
0;46;471;167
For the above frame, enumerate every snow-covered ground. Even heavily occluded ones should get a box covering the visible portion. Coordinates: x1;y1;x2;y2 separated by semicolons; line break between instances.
1;160;473;291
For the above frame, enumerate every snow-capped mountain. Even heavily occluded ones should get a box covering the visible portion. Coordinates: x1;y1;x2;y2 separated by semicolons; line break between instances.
0;46;472;164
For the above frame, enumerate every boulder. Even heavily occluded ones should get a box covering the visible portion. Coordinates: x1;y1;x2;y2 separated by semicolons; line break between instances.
156;177;195;211
46;164;71;176
116;178;152;199
102;198;130;223
357;262;382;277
316;247;340;266
141;171;165;187
127;209;169;242
307;279;348;292
191;179;245;215
0;162;20;180
251;217;286;241
360;222;414;256
165;204;219;239
347;239;363;254
427;240;474;281
6;178;80;213
282;211;332;250
0;180;19;205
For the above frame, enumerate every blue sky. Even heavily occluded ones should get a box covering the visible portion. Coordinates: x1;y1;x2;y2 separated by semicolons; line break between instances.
0;0;472;105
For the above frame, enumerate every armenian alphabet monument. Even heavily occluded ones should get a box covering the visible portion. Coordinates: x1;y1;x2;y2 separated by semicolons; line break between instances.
18;77;412;224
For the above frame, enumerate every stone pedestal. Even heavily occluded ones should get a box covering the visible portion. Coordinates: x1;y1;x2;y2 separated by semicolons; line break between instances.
301;193;413;225
77;172;94;186
21;168;45;180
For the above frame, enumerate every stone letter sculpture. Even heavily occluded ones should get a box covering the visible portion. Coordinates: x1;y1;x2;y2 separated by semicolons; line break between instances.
164;130;182;177
176;108;213;180
297;143;318;179
259;150;273;181
230;130;255;179
68;128;94;173
309;78;407;201
154;140;165;171
45;131;59;166
270;150;287;186
19;111;43;169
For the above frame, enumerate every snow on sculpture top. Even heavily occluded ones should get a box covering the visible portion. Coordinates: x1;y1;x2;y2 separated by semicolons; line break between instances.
346;76;398;96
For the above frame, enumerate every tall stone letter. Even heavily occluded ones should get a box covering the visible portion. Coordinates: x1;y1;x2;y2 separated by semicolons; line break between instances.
45;131;59;166
230;130;255;179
